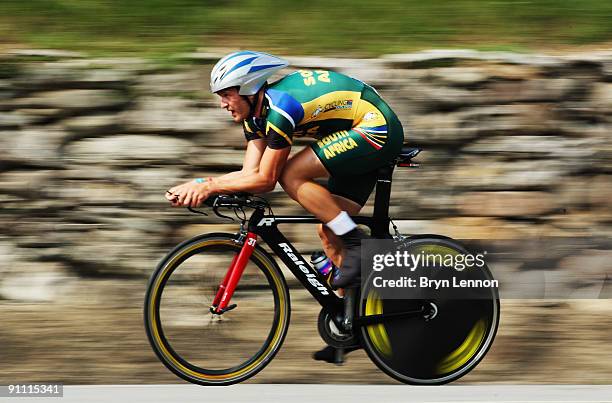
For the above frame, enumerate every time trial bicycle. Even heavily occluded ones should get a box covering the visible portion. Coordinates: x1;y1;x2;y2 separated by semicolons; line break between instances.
144;146;500;385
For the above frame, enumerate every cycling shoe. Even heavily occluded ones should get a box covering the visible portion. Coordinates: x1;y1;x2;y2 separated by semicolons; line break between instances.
331;227;370;289
312;345;361;365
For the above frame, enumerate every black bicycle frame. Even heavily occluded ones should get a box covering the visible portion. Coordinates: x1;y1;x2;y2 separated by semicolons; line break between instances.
244;162;397;314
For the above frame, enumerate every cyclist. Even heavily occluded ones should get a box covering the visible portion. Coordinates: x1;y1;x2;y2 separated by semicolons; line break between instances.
165;51;404;363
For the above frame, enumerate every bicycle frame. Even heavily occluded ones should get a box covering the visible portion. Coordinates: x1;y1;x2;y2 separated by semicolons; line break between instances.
211;164;397;315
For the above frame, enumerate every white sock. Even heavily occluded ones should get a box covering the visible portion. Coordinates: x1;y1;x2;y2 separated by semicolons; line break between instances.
326;211;357;236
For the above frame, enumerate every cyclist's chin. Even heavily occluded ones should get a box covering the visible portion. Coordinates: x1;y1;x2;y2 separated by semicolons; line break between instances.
230;111;245;122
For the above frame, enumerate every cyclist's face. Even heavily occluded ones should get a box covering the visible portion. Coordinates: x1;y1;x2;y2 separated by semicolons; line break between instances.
217;87;250;122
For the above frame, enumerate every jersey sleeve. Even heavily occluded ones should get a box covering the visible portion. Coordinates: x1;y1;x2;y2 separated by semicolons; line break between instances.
265;110;294;149
243;119;264;142
264;89;305;149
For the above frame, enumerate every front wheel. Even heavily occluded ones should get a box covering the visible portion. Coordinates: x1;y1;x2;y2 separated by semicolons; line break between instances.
359;236;500;384
144;233;290;386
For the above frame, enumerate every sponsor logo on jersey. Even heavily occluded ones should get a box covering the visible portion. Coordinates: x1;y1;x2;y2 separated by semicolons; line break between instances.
311;106;324;118
311;99;353;118
364;111;378;121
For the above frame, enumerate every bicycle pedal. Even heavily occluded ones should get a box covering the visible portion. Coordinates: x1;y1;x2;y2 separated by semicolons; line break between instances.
334;347;345;366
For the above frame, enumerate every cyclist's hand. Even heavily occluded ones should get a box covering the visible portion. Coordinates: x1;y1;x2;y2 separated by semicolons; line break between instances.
165;180;212;208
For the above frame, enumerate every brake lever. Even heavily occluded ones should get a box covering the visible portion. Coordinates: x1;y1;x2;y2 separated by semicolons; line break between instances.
212;202;235;222
187;206;208;216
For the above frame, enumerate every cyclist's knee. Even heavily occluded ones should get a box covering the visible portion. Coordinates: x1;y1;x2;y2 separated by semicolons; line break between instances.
278;170;290;191
279;171;299;199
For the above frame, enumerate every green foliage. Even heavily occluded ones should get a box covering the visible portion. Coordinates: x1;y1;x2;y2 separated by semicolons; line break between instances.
1;0;611;56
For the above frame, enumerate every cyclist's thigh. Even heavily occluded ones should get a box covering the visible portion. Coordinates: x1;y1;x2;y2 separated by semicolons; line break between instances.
326;171;378;207
310;126;383;206
310;119;402;178
310;128;380;177
281;146;330;181
309;121;394;206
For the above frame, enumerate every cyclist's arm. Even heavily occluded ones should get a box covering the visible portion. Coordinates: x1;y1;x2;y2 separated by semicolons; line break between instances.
208;145;290;194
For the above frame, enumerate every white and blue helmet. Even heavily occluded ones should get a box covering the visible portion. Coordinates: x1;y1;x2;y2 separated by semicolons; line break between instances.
210;51;289;95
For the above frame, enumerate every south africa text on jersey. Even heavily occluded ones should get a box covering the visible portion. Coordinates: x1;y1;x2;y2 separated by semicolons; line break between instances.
316;131;358;159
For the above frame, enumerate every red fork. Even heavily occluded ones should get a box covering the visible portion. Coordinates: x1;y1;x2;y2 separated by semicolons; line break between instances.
211;253;238;309
211;232;257;313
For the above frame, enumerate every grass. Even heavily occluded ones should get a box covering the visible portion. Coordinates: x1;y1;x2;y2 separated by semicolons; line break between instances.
0;0;611;58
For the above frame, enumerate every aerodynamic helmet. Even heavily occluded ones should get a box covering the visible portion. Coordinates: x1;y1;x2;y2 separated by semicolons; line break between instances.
210;51;289;95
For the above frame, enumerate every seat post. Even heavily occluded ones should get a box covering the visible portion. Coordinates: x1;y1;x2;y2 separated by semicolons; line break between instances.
371;162;395;238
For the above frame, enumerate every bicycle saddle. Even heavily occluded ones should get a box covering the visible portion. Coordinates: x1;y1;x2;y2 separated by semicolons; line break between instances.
397;146;422;167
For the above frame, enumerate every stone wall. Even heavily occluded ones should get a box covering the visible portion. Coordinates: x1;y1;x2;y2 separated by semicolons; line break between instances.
0;49;611;301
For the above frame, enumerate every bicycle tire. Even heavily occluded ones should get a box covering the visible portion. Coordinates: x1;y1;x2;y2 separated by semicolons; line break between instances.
359;235;500;385
144;233;290;386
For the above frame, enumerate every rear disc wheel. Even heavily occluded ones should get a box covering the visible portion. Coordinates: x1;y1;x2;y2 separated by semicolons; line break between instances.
359;237;500;384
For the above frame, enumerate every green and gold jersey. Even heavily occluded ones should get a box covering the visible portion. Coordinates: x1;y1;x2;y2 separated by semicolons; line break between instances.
243;70;389;149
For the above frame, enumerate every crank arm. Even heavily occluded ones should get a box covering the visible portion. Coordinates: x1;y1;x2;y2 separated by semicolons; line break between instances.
354;307;425;326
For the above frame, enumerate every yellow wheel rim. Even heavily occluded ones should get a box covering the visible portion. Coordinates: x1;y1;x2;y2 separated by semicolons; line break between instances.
436;318;486;374
365;290;392;357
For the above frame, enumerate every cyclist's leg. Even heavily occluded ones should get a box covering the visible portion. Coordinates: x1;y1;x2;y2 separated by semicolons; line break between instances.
279;148;374;363
279;148;372;287
317;195;361;269
279;148;373;269
278;147;345;223
313;194;366;365
310;133;398;288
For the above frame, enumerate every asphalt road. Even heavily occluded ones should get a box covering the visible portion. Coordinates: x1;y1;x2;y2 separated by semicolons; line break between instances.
10;385;611;403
